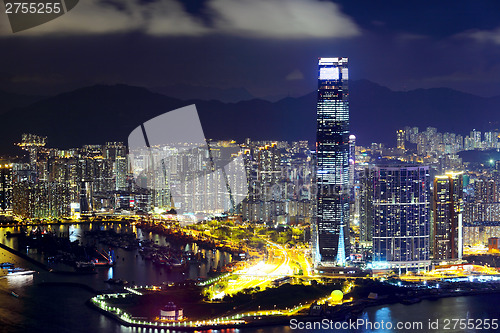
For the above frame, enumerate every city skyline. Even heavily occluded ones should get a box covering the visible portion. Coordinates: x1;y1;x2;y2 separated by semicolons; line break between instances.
3;55;498;271
2;67;500;331
2;1;500;331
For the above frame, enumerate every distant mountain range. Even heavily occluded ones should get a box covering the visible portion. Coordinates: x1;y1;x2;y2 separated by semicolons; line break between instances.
1;80;499;154
149;84;255;103
0;90;44;115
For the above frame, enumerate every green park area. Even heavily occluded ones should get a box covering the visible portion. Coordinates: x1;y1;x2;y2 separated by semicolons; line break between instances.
186;219;310;249
102;280;344;322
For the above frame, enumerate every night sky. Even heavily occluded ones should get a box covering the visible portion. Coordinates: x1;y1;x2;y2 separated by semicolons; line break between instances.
1;0;500;99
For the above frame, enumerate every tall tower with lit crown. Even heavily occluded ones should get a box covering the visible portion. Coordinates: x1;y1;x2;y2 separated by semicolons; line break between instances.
315;57;350;265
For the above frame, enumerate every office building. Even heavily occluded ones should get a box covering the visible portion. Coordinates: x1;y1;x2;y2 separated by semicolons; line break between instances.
315;57;350;265
372;165;431;270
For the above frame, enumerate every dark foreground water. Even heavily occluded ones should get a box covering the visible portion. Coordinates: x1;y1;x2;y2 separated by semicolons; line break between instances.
1;225;499;332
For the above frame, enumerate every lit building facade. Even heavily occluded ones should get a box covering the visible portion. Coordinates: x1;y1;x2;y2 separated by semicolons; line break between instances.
12;180;71;219
433;172;463;260
348;134;356;199
464;221;500;246
240;140;314;224
104;142;128;191
0;162;13;212
396;129;405;150
160;302;183;321
464;176;498;225
358;165;375;246
372;165;431;270
474;177;496;204
315;57;350;265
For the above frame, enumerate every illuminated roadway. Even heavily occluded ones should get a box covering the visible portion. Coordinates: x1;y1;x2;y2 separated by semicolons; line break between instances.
216;236;320;299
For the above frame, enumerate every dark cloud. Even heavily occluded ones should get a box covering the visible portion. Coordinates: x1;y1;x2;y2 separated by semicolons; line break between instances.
0;0;360;38
0;1;500;98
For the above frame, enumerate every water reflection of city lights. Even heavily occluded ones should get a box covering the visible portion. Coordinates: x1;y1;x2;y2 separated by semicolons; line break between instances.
6;274;34;289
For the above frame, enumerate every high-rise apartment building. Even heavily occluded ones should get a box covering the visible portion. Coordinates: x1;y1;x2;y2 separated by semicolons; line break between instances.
358;166;374;246
471;129;481;149
348;134;356;199
104;142;128;191
372;165;431;270
12;180;70;218
475;177;496;203
396;129;405;150
315;57;350;265
17;134;46;174
0;162;13;212
240;140;314;224
433;172;463;260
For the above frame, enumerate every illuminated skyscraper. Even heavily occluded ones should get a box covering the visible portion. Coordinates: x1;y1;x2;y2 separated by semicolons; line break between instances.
372;165;431;271
396;129;405;150
104;142;128;191
348;134;356;198
475;177;496;203
0;162;13;212
358;165;375;246
433;172;463;260
12;180;70;218
315;57;350;265
17;133;46;175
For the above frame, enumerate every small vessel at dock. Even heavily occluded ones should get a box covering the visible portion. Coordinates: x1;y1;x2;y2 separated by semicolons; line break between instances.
104;278;129;286
75;261;96;272
0;262;15;269
7;268;36;276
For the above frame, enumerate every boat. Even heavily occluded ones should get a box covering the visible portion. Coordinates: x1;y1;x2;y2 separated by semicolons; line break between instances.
7;268;35;276
104;278;129;286
0;262;15;269
93;261;114;267
170;259;188;270
75;261;96;272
